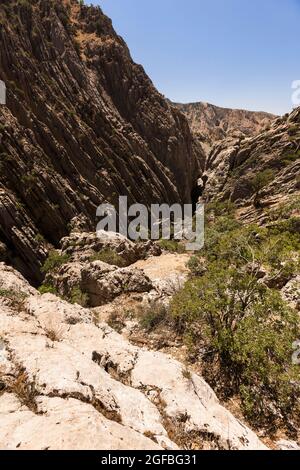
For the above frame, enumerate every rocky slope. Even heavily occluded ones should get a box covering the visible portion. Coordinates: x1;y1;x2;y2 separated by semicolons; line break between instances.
173;101;275;150
0;0;203;284
201;107;300;216
0;256;267;450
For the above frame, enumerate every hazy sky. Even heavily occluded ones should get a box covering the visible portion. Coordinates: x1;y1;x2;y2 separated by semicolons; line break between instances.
92;0;300;115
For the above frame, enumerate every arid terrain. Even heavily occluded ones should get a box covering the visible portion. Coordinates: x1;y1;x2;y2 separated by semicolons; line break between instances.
0;0;299;451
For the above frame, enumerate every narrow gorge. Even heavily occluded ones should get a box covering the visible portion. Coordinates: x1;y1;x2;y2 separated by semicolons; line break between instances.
0;0;299;452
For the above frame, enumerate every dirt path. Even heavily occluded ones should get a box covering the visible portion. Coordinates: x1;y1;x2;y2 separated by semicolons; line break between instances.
132;253;190;281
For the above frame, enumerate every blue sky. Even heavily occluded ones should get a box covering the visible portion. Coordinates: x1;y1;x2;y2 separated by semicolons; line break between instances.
92;0;300;115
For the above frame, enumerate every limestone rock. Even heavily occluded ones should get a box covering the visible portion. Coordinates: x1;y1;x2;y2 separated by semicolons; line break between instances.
0;264;267;450
174;101;275;150
0;262;36;296
60;231;161;265
0;394;161;450
276;439;300;451
281;276;300;310
81;262;153;306
48;258;154;307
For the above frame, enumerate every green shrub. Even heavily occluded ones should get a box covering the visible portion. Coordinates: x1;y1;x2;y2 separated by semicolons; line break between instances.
170;267;300;427
0;288;27;310
158;239;185;253
250;169;275;207
70;287;88;307
169;206;300;429
41;251;70;274
138;302;169;332
34;233;45;244
206;200;236;217
38;284;58;295
186;256;206;277
90;248;126;267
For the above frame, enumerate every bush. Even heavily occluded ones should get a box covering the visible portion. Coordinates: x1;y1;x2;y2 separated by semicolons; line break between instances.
158;239;185;253
90;249;126;267
38;284;58;295
170;266;300;428
138;302;169;332
250;170;275;207
70;287;88;307
0;288;27;310
41;251;70;274
169;207;300;429
186;256;207;277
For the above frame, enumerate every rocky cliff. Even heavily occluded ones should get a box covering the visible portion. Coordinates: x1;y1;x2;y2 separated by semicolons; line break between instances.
201;107;300;217
0;0;203;284
174;100;276;150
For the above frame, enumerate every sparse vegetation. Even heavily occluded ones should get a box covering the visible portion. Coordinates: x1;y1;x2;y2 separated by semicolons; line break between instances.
138;301;170;332
186;256;206;277
169;207;300;431
90;248;126;267
38;284;58;295
41;251;70;274
0;288;28;311
45;325;63;343
70;286;88;307
5;368;39;414
250;169;275;207
158;239;185;253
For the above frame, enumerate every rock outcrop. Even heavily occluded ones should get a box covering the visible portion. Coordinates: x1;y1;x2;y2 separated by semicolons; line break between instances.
0;0;203;284
202;107;300;208
0;263;267;450
174;101;275;150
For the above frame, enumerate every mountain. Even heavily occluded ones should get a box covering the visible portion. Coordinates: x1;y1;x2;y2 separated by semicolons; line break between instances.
173;101;276;150
0;0;203;284
201;107;300;219
173;101;299;220
0;0;299;452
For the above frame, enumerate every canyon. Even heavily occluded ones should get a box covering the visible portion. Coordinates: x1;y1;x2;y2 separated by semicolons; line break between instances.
0;0;299;452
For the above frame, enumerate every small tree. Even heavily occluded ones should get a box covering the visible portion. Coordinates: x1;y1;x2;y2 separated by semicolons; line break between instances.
251;169;274;208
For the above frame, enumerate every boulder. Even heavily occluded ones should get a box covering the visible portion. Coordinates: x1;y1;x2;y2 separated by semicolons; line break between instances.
276;439;300;451
81;262;153;306
281;276;300;310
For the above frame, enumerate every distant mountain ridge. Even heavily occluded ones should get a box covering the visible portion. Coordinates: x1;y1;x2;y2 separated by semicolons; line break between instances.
173;101;276;149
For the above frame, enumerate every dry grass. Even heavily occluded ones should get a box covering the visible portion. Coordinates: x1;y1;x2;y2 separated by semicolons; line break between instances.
5;369;39;413
182;367;192;380
0;288;28;313
44;322;64;343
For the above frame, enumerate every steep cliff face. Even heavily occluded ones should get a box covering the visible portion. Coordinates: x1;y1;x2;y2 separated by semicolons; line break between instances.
174;101;275;151
202;107;300;210
0;0;203;283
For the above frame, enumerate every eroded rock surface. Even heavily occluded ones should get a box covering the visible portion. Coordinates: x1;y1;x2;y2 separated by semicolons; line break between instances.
0;0;203;283
0;264;267;450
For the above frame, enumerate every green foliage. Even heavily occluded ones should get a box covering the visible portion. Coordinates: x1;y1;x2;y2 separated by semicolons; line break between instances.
90;249;126;267
206;200;236;217
171;266;299;427
186;256;206;277
0;288;27;310
41;251;70;274
138;302;169;332
158;239;185;253
170;207;300;428
281;150;300;166
250;169;275;207
34;233;45;244
38;284;58;295
70;287;88;307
